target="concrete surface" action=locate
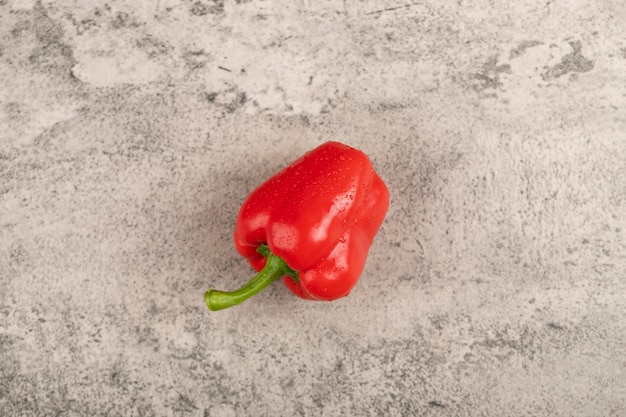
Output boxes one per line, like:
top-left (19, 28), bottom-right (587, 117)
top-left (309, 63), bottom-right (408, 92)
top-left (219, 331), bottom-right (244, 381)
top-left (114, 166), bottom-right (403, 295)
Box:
top-left (1, 1), bottom-right (625, 416)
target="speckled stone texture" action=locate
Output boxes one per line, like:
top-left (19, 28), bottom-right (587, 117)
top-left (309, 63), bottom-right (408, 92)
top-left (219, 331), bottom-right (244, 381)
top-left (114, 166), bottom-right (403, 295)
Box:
top-left (1, 1), bottom-right (625, 416)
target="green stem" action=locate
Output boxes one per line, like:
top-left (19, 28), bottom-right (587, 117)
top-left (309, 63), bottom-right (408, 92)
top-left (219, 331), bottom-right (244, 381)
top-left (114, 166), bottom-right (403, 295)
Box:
top-left (205, 244), bottom-right (298, 311)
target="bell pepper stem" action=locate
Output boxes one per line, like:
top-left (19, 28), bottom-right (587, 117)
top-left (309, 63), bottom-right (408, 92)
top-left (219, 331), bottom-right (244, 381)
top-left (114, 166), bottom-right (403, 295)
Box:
top-left (205, 244), bottom-right (298, 311)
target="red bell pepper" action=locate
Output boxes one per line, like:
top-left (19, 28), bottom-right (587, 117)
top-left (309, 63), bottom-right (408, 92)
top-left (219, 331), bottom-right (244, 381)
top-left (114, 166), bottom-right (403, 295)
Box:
top-left (205, 141), bottom-right (389, 311)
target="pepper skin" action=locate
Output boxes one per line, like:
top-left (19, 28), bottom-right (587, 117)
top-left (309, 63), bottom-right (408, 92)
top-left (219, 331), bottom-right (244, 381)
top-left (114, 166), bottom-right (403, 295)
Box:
top-left (205, 141), bottom-right (389, 311)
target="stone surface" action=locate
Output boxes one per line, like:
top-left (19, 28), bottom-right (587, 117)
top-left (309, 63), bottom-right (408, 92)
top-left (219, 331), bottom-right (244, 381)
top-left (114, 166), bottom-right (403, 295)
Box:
top-left (1, 1), bottom-right (625, 416)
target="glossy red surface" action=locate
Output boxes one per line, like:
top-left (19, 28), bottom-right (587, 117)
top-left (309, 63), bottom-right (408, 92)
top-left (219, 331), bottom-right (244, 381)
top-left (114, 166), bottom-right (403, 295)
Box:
top-left (234, 141), bottom-right (389, 300)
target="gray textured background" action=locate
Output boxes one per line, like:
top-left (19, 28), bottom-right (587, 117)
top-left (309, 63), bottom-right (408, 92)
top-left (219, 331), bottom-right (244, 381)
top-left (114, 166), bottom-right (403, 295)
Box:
top-left (1, 1), bottom-right (626, 416)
